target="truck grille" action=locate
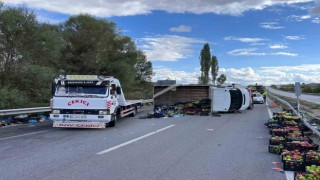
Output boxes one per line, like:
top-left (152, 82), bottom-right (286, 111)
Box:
top-left (60, 109), bottom-right (100, 115)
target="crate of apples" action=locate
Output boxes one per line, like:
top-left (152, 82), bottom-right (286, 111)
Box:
top-left (281, 149), bottom-right (304, 162)
top-left (270, 136), bottom-right (286, 145)
top-left (306, 150), bottom-right (320, 165)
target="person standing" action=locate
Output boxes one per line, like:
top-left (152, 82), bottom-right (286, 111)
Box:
top-left (262, 91), bottom-right (267, 102)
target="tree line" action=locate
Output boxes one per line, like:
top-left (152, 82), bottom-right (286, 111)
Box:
top-left (271, 84), bottom-right (320, 94)
top-left (0, 3), bottom-right (153, 109)
top-left (198, 43), bottom-right (226, 85)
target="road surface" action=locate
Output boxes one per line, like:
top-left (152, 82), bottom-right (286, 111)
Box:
top-left (266, 87), bottom-right (320, 105)
top-left (0, 105), bottom-right (286, 180)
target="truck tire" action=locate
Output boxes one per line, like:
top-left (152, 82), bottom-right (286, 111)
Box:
top-left (108, 114), bottom-right (117, 127)
top-left (129, 106), bottom-right (137, 117)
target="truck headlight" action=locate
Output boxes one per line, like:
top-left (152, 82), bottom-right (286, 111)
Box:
top-left (99, 110), bottom-right (108, 115)
top-left (52, 110), bottom-right (60, 114)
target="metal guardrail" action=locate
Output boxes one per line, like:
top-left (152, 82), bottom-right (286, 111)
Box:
top-left (0, 107), bottom-right (51, 116)
top-left (0, 99), bottom-right (154, 117)
top-left (268, 93), bottom-right (320, 137)
top-left (141, 99), bottom-right (153, 104)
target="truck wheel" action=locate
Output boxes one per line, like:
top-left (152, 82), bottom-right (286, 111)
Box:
top-left (108, 114), bottom-right (117, 127)
top-left (129, 106), bottom-right (137, 117)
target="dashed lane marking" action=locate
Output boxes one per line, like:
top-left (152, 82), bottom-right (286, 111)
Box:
top-left (97, 124), bottom-right (175, 155)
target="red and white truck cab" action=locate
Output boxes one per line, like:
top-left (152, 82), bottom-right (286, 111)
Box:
top-left (50, 75), bottom-right (142, 128)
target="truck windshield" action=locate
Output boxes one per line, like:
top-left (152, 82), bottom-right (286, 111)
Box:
top-left (55, 85), bottom-right (108, 96)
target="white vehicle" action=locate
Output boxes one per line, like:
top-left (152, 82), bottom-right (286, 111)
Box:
top-left (50, 75), bottom-right (142, 128)
top-left (211, 86), bottom-right (250, 112)
top-left (253, 93), bottom-right (265, 104)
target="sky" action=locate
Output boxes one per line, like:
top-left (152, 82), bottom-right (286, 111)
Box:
top-left (3, 0), bottom-right (320, 85)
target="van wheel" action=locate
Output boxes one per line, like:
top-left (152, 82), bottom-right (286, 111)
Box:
top-left (108, 114), bottom-right (117, 127)
top-left (248, 103), bottom-right (254, 110)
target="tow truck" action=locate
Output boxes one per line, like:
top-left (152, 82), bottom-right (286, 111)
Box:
top-left (50, 75), bottom-right (142, 128)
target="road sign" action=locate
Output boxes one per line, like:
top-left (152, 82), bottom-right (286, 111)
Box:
top-left (295, 82), bottom-right (301, 97)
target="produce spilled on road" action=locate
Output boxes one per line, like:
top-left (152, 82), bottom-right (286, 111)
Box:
top-left (267, 110), bottom-right (320, 179)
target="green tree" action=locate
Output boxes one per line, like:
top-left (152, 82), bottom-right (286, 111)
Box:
top-left (60, 14), bottom-right (117, 74)
top-left (135, 51), bottom-right (153, 82)
top-left (0, 6), bottom-right (153, 108)
top-left (32, 23), bottom-right (64, 68)
top-left (0, 86), bottom-right (28, 109)
top-left (199, 43), bottom-right (211, 84)
top-left (61, 14), bottom-right (153, 98)
top-left (217, 74), bottom-right (227, 85)
top-left (211, 55), bottom-right (219, 85)
top-left (14, 64), bottom-right (57, 106)
top-left (0, 6), bottom-right (38, 86)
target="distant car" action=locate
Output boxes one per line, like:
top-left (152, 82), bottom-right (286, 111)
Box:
top-left (253, 93), bottom-right (264, 104)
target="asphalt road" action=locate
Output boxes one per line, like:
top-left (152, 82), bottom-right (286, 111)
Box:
top-left (0, 105), bottom-right (286, 180)
top-left (266, 87), bottom-right (320, 105)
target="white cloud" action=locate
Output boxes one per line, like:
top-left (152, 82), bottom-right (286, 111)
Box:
top-left (169, 25), bottom-right (192, 33)
top-left (219, 67), bottom-right (261, 84)
top-left (312, 18), bottom-right (320, 23)
top-left (228, 48), bottom-right (266, 56)
top-left (261, 64), bottom-right (320, 72)
top-left (153, 67), bottom-right (200, 84)
top-left (272, 52), bottom-right (298, 56)
top-left (224, 36), bottom-right (267, 43)
top-left (139, 35), bottom-right (205, 61)
top-left (287, 15), bottom-right (311, 22)
top-left (4, 0), bottom-right (315, 17)
top-left (269, 44), bottom-right (288, 49)
top-left (152, 64), bottom-right (320, 85)
top-left (220, 64), bottom-right (320, 85)
top-left (285, 35), bottom-right (305, 40)
top-left (250, 43), bottom-right (266, 46)
top-left (228, 48), bottom-right (298, 56)
top-left (260, 22), bottom-right (285, 29)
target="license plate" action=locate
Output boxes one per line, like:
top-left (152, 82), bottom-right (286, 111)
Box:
top-left (70, 115), bottom-right (86, 119)
top-left (53, 121), bottom-right (106, 128)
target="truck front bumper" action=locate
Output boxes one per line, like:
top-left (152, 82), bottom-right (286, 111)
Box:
top-left (50, 114), bottom-right (111, 122)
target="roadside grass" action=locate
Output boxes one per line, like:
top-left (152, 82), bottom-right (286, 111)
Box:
top-left (268, 92), bottom-right (319, 121)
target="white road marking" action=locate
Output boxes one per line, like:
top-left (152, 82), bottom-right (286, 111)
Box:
top-left (97, 124), bottom-right (175, 155)
top-left (266, 99), bottom-right (293, 180)
top-left (285, 171), bottom-right (294, 180)
top-left (0, 129), bottom-right (54, 141)
top-left (266, 101), bottom-right (273, 119)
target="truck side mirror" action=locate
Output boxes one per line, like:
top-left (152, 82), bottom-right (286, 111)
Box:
top-left (116, 86), bottom-right (122, 95)
top-left (51, 83), bottom-right (56, 96)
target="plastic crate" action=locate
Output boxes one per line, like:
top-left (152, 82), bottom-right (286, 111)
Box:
top-left (284, 142), bottom-right (301, 151)
top-left (305, 160), bottom-right (320, 166)
top-left (281, 121), bottom-right (298, 127)
top-left (269, 138), bottom-right (285, 145)
top-left (268, 124), bottom-right (282, 129)
top-left (302, 144), bottom-right (319, 152)
top-left (283, 160), bottom-right (305, 171)
top-left (294, 171), bottom-right (320, 180)
top-left (270, 129), bottom-right (288, 137)
top-left (286, 137), bottom-right (313, 143)
top-left (281, 154), bottom-right (305, 162)
top-left (269, 145), bottom-right (283, 155)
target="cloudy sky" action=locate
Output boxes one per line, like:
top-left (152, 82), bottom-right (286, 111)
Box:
top-left (4, 0), bottom-right (320, 85)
